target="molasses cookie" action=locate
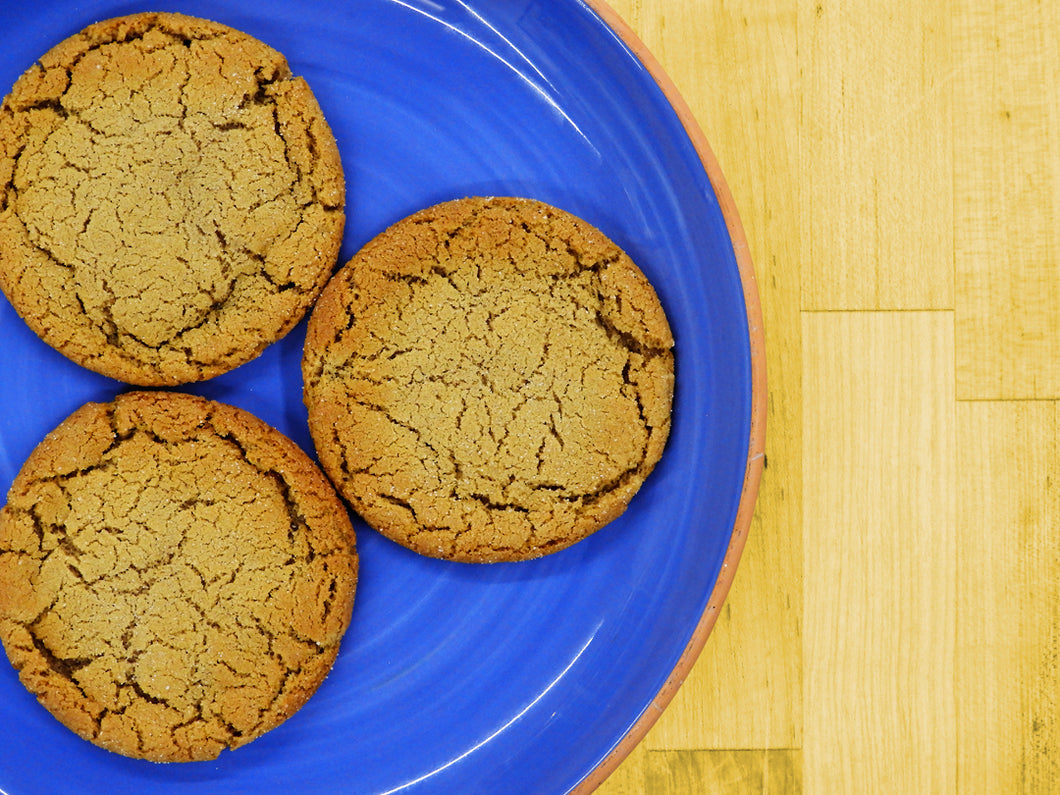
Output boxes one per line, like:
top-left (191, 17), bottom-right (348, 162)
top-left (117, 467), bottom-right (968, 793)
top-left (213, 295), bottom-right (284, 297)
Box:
top-left (303, 197), bottom-right (674, 563)
top-left (0, 391), bottom-right (358, 762)
top-left (0, 12), bottom-right (345, 385)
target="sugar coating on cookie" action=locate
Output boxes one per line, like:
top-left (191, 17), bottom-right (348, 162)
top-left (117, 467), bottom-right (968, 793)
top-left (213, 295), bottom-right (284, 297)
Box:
top-left (303, 197), bottom-right (674, 563)
top-left (0, 391), bottom-right (358, 762)
top-left (0, 12), bottom-right (345, 385)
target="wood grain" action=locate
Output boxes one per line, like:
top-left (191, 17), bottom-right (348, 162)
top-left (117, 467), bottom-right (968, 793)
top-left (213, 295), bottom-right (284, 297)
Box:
top-left (600, 745), bottom-right (801, 794)
top-left (802, 311), bottom-right (956, 792)
top-left (646, 750), bottom-right (801, 793)
top-left (799, 1), bottom-right (954, 310)
top-left (593, 1), bottom-right (1060, 793)
top-left (956, 402), bottom-right (1060, 792)
top-left (953, 1), bottom-right (1060, 399)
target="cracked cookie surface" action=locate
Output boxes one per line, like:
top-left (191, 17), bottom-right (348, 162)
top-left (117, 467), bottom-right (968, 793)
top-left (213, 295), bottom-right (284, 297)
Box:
top-left (0, 12), bottom-right (345, 385)
top-left (0, 391), bottom-right (358, 762)
top-left (303, 197), bottom-right (674, 563)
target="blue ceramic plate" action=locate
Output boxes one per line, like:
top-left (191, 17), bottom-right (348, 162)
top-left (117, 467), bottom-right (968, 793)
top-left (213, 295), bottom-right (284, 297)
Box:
top-left (0, 2), bottom-right (762, 793)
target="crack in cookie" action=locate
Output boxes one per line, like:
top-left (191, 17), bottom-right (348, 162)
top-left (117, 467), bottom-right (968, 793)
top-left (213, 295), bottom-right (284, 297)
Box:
top-left (0, 12), bottom-right (345, 385)
top-left (303, 196), bottom-right (674, 562)
top-left (0, 391), bottom-right (358, 762)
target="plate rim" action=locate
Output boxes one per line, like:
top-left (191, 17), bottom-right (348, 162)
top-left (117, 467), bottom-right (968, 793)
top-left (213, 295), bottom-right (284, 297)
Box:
top-left (573, 2), bottom-right (767, 791)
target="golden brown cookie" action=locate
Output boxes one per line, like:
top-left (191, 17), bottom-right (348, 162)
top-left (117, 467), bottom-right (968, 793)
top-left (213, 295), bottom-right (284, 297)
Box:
top-left (0, 391), bottom-right (358, 762)
top-left (303, 197), bottom-right (674, 563)
top-left (0, 12), bottom-right (345, 385)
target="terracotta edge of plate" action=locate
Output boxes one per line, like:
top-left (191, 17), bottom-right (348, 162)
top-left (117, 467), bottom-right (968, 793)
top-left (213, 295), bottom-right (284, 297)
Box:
top-left (571, 2), bottom-right (767, 793)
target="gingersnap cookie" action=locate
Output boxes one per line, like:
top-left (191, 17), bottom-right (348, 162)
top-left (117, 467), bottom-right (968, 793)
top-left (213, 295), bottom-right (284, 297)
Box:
top-left (0, 12), bottom-right (345, 385)
top-left (303, 196), bottom-right (674, 563)
top-left (0, 391), bottom-right (358, 762)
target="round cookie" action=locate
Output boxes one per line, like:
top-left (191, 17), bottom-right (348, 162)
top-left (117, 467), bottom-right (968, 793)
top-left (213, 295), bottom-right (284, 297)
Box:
top-left (0, 391), bottom-right (358, 762)
top-left (0, 12), bottom-right (345, 385)
top-left (303, 196), bottom-right (674, 563)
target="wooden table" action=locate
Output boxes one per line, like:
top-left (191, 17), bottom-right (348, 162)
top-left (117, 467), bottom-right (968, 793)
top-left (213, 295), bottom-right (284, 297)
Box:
top-left (594, 1), bottom-right (1060, 792)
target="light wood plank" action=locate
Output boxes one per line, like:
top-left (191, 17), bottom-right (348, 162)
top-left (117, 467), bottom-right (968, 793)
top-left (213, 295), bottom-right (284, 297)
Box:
top-left (799, 0), bottom-right (954, 310)
top-left (953, 2), bottom-right (1060, 399)
top-left (644, 749), bottom-right (802, 794)
top-left (802, 311), bottom-right (956, 792)
top-left (956, 401), bottom-right (1060, 792)
top-left (605, 0), bottom-right (803, 753)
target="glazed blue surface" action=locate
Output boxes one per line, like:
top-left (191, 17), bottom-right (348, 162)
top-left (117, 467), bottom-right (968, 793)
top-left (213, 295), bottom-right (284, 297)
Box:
top-left (0, 1), bottom-right (752, 793)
